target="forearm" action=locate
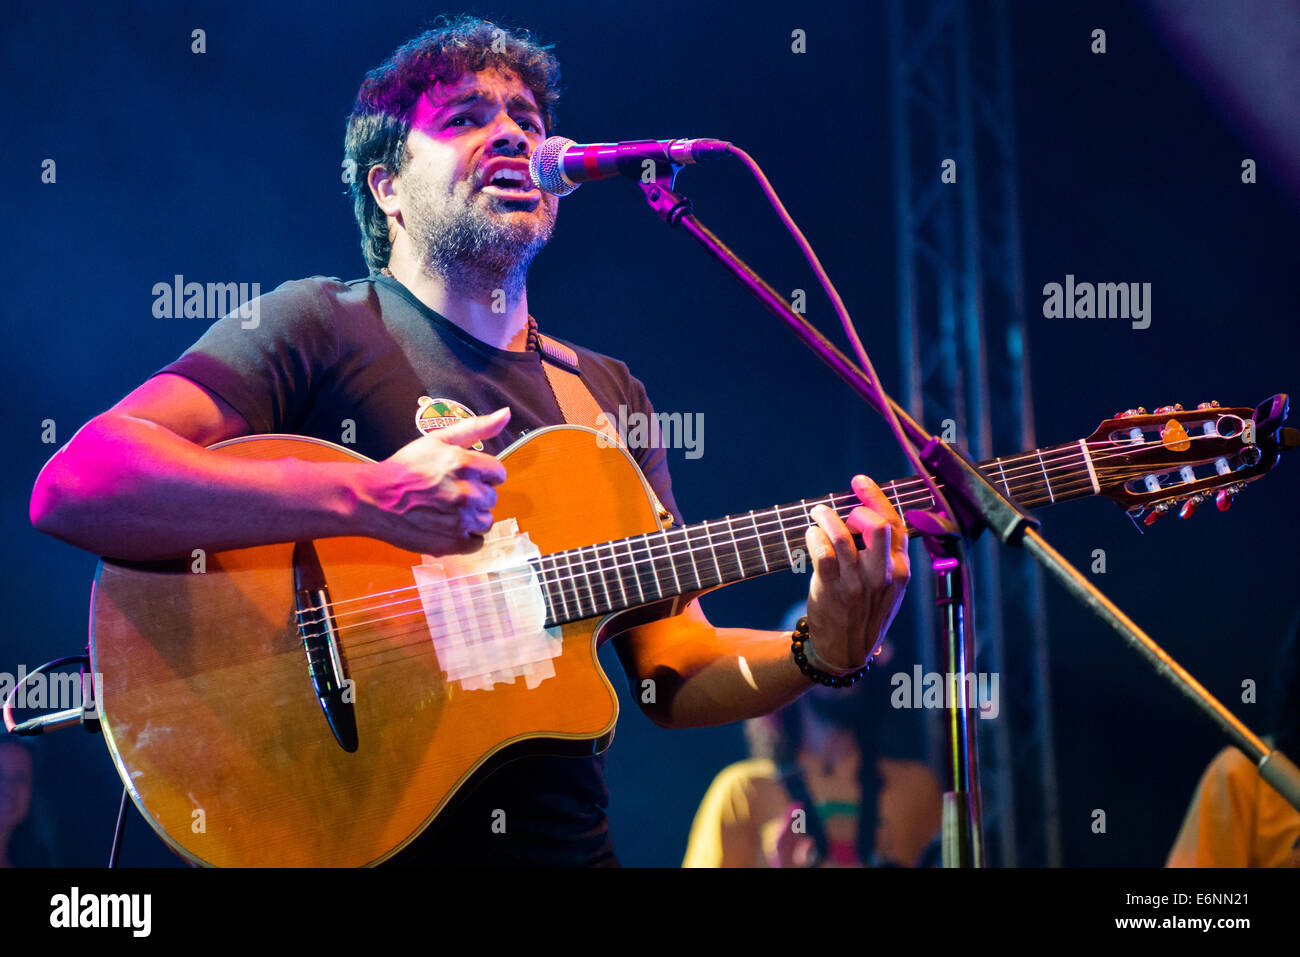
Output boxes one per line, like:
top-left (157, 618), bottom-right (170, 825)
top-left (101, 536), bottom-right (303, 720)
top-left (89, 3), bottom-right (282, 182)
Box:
top-left (669, 626), bottom-right (810, 727)
top-left (30, 413), bottom-right (363, 560)
top-left (628, 616), bottom-right (811, 729)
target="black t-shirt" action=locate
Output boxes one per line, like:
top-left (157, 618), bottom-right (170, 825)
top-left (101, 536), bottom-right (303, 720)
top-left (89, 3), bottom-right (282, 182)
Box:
top-left (156, 273), bottom-right (683, 867)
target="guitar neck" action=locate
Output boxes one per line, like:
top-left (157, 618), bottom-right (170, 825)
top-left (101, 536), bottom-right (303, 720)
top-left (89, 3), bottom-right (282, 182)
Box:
top-left (534, 438), bottom-right (1098, 627)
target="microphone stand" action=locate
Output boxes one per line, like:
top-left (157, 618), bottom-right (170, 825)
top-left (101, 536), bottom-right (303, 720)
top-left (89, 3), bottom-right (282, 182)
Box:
top-left (634, 168), bottom-right (1300, 866)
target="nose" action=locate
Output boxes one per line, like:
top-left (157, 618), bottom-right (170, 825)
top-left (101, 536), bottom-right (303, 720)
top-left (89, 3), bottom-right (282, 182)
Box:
top-left (487, 115), bottom-right (531, 157)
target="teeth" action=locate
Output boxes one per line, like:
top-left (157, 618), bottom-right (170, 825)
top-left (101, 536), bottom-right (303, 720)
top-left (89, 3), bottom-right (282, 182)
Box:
top-left (489, 169), bottom-right (528, 188)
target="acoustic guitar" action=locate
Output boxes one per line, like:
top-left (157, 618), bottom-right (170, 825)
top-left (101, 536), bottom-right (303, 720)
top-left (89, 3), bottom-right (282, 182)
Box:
top-left (89, 396), bottom-right (1292, 866)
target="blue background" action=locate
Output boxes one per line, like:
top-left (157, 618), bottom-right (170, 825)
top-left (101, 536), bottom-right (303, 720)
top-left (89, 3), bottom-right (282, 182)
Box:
top-left (3, 0), bottom-right (1297, 866)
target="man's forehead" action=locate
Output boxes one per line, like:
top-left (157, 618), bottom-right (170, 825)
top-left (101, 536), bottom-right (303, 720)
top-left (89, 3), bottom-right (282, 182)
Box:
top-left (422, 69), bottom-right (540, 113)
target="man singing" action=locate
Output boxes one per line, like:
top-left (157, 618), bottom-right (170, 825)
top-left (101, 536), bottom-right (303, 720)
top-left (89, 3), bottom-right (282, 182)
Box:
top-left (29, 15), bottom-right (910, 866)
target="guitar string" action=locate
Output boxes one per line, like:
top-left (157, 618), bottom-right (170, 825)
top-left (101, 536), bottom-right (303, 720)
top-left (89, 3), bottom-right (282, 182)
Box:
top-left (313, 430), bottom-right (1235, 630)
top-left (280, 428), bottom-right (1244, 663)
top-left (318, 430), bottom-right (1229, 623)
top-left (339, 465), bottom-right (1178, 675)
top-left (325, 471), bottom-right (1117, 668)
top-left (306, 443), bottom-right (1243, 666)
top-left (315, 455), bottom-right (1240, 668)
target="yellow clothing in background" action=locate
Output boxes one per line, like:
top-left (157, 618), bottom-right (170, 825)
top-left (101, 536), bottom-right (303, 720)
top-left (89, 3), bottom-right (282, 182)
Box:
top-left (1167, 745), bottom-right (1300, 867)
top-left (682, 756), bottom-right (941, 868)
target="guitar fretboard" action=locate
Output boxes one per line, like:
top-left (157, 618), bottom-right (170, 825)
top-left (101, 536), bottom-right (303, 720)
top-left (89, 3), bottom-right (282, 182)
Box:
top-left (531, 439), bottom-right (1098, 626)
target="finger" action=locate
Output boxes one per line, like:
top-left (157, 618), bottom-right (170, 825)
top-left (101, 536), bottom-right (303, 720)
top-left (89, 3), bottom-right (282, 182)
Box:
top-left (463, 507), bottom-right (495, 535)
top-left (462, 481), bottom-right (498, 513)
top-left (804, 525), bottom-right (839, 583)
top-left (454, 448), bottom-right (508, 486)
top-left (854, 509), bottom-right (892, 588)
top-left (852, 474), bottom-right (909, 558)
top-left (434, 407), bottom-right (512, 449)
top-left (852, 474), bottom-right (905, 527)
top-left (812, 504), bottom-right (859, 584)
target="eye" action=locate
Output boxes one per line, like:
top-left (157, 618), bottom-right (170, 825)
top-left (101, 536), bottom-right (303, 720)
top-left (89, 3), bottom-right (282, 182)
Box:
top-left (445, 114), bottom-right (476, 129)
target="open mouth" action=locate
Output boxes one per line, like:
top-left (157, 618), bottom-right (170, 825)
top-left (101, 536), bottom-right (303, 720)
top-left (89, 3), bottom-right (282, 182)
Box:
top-left (481, 167), bottom-right (539, 199)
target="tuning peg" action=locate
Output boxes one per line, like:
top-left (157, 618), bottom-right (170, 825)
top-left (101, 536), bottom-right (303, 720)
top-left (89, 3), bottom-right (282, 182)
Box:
top-left (1115, 407), bottom-right (1147, 419)
top-left (1178, 494), bottom-right (1207, 519)
top-left (1143, 501), bottom-right (1173, 526)
top-left (1215, 489), bottom-right (1234, 512)
top-left (1196, 401), bottom-right (1220, 410)
top-left (1153, 404), bottom-right (1184, 415)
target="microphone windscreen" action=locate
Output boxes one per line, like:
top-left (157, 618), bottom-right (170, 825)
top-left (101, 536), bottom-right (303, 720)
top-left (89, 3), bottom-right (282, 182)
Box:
top-left (530, 137), bottom-right (580, 196)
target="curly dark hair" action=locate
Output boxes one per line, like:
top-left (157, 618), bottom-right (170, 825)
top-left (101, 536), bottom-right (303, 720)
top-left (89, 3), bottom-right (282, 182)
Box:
top-left (343, 15), bottom-right (562, 271)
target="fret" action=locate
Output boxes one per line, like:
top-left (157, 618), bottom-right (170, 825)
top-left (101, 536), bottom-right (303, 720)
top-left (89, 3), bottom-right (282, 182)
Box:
top-left (546, 555), bottom-right (571, 623)
top-left (779, 509), bottom-right (794, 564)
top-left (1036, 449), bottom-right (1055, 503)
top-left (702, 519), bottom-right (734, 582)
top-left (672, 525), bottom-right (703, 592)
top-left (1001, 455), bottom-right (1036, 503)
top-left (577, 549), bottom-right (599, 617)
top-left (600, 541), bottom-right (627, 611)
top-left (624, 538), bottom-right (646, 604)
top-left (662, 530), bottom-right (683, 595)
top-left (749, 510), bottom-right (769, 573)
top-left (995, 457), bottom-right (1010, 496)
top-left (587, 545), bottom-right (612, 614)
top-left (725, 515), bottom-right (750, 580)
top-left (785, 504), bottom-right (806, 564)
top-left (702, 521), bottom-right (725, 583)
top-left (645, 531), bottom-right (677, 598)
top-left (538, 557), bottom-right (564, 625)
top-left (565, 550), bottom-right (592, 619)
top-left (687, 521), bottom-right (722, 588)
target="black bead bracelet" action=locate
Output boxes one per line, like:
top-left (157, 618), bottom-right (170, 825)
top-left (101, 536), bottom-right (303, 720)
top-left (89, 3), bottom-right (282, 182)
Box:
top-left (790, 616), bottom-right (871, 688)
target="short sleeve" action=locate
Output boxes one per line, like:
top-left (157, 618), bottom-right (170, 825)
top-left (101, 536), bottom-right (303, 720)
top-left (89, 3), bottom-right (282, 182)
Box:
top-left (1167, 747), bottom-right (1256, 867)
top-left (154, 277), bottom-right (340, 435)
top-left (683, 761), bottom-right (770, 867)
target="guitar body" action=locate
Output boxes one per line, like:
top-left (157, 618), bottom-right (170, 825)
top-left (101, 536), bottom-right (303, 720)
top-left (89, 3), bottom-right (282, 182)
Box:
top-left (89, 425), bottom-right (671, 867)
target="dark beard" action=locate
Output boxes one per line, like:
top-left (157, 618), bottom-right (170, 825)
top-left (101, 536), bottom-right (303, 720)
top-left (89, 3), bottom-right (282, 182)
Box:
top-left (406, 181), bottom-right (556, 302)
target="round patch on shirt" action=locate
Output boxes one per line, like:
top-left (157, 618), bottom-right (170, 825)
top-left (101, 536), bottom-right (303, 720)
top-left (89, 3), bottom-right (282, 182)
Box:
top-left (415, 396), bottom-right (484, 450)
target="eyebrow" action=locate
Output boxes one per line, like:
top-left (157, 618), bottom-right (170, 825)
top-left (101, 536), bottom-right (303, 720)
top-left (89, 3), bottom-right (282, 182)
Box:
top-left (427, 89), bottom-right (543, 121)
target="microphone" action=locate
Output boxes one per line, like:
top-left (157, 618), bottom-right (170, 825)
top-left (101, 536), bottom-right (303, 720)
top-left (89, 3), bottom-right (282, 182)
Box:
top-left (528, 136), bottom-right (731, 196)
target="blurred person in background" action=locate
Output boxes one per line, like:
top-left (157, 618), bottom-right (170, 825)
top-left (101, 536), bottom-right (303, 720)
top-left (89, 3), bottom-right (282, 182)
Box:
top-left (684, 602), bottom-right (941, 867)
top-left (0, 737), bottom-right (55, 867)
top-left (1167, 612), bottom-right (1300, 867)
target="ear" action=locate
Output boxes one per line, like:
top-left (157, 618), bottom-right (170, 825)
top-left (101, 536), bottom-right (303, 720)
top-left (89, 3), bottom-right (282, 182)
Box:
top-left (368, 164), bottom-right (400, 218)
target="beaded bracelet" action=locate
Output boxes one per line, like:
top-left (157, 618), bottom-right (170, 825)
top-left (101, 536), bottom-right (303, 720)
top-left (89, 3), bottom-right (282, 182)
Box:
top-left (790, 616), bottom-right (871, 687)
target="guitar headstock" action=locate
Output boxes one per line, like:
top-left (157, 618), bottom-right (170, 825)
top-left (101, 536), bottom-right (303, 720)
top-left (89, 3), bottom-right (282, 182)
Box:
top-left (1086, 395), bottom-right (1295, 526)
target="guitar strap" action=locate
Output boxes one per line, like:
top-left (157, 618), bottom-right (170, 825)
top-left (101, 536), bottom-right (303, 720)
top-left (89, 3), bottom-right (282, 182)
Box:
top-left (532, 322), bottom-right (674, 529)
